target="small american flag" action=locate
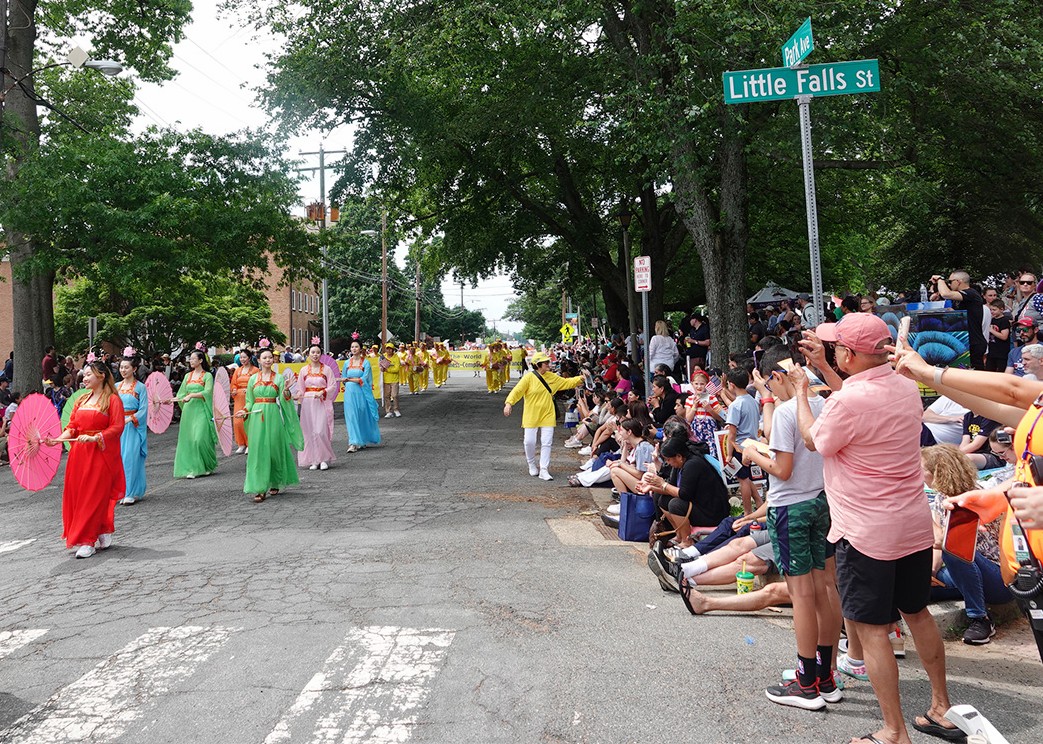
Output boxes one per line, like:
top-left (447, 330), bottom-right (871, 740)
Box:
top-left (706, 375), bottom-right (723, 395)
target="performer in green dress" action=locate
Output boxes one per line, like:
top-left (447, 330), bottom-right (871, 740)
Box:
top-left (238, 347), bottom-right (304, 503)
top-left (172, 347), bottom-right (218, 479)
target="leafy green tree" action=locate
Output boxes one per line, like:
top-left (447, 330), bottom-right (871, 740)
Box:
top-left (55, 273), bottom-right (285, 357)
top-left (1, 0), bottom-right (192, 392)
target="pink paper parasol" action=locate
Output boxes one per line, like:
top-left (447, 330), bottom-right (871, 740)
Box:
top-left (213, 386), bottom-right (233, 456)
top-left (320, 353), bottom-right (342, 382)
top-left (9, 393), bottom-right (63, 492)
top-left (282, 368), bottom-right (299, 397)
top-left (145, 372), bottom-right (174, 434)
top-left (214, 366), bottom-right (230, 399)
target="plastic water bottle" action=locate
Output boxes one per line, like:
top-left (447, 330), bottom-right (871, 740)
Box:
top-left (919, 283), bottom-right (929, 303)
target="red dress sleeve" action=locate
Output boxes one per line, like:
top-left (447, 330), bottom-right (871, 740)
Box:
top-left (100, 395), bottom-right (126, 451)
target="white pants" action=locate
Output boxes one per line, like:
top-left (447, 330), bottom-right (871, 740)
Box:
top-left (523, 426), bottom-right (554, 471)
top-left (577, 465), bottom-right (611, 487)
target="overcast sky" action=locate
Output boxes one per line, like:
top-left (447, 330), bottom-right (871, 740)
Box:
top-left (129, 0), bottom-right (522, 334)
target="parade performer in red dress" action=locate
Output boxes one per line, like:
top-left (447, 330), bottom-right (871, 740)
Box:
top-left (45, 360), bottom-right (126, 558)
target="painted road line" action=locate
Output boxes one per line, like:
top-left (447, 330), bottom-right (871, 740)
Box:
top-left (0, 629), bottom-right (48, 661)
top-left (0, 625), bottom-right (237, 743)
top-left (264, 626), bottom-right (455, 744)
top-left (0, 539), bottom-right (36, 555)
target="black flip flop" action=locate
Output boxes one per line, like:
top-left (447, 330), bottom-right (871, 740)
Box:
top-left (679, 578), bottom-right (697, 615)
top-left (851, 736), bottom-right (887, 744)
top-left (912, 714), bottom-right (966, 742)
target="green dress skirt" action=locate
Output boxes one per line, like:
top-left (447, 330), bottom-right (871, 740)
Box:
top-left (243, 373), bottom-right (304, 494)
top-left (173, 373), bottom-right (219, 478)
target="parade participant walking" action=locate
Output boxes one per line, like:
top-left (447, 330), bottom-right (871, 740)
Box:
top-left (342, 341), bottom-right (381, 453)
top-left (380, 343), bottom-right (402, 418)
top-left (230, 347), bottom-right (257, 454)
top-left (793, 313), bottom-right (959, 744)
top-left (503, 353), bottom-right (586, 480)
top-left (483, 343), bottom-right (499, 394)
top-left (403, 343), bottom-right (420, 396)
top-left (297, 341), bottom-right (339, 471)
top-left (44, 361), bottom-right (125, 558)
top-left (117, 349), bottom-right (148, 505)
top-left (366, 344), bottom-right (383, 405)
top-left (432, 342), bottom-right (451, 387)
top-left (238, 347), bottom-right (303, 503)
top-left (172, 346), bottom-right (219, 479)
top-left (416, 342), bottom-right (431, 392)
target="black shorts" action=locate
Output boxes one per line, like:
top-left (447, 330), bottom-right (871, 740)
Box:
top-left (731, 448), bottom-right (752, 480)
top-left (835, 539), bottom-right (932, 625)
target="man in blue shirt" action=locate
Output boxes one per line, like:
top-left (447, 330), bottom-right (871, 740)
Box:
top-left (1005, 317), bottom-right (1038, 376)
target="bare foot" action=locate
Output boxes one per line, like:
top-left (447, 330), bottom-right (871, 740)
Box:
top-left (849, 726), bottom-right (907, 744)
top-left (687, 587), bottom-right (713, 615)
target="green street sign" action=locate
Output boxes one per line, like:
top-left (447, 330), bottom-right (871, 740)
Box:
top-left (782, 17), bottom-right (814, 67)
top-left (723, 59), bottom-right (880, 105)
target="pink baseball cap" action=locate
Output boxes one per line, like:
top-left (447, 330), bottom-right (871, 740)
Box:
top-left (815, 313), bottom-right (893, 353)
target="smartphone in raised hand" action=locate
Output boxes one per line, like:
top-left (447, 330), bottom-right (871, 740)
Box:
top-left (894, 316), bottom-right (911, 356)
top-left (942, 505), bottom-right (979, 563)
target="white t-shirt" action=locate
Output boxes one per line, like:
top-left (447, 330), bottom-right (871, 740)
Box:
top-left (767, 396), bottom-right (826, 507)
top-left (923, 395), bottom-right (969, 445)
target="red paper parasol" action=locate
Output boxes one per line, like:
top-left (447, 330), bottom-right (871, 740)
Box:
top-left (9, 393), bottom-right (63, 492)
top-left (214, 366), bottom-right (230, 400)
top-left (213, 386), bottom-right (233, 456)
top-left (145, 372), bottom-right (174, 434)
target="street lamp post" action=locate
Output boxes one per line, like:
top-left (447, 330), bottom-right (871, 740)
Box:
top-left (616, 208), bottom-right (639, 363)
top-left (361, 209), bottom-right (388, 346)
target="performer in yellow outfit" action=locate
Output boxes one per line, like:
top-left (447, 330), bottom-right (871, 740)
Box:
top-left (432, 342), bottom-right (450, 387)
top-left (417, 342), bottom-right (431, 392)
top-left (483, 344), bottom-right (498, 394)
top-left (366, 345), bottom-right (383, 406)
top-left (381, 343), bottom-right (402, 418)
top-left (497, 343), bottom-right (511, 390)
top-left (404, 343), bottom-right (419, 395)
top-left (503, 352), bottom-right (587, 480)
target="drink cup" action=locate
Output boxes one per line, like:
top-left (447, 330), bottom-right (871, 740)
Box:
top-left (735, 570), bottom-right (755, 595)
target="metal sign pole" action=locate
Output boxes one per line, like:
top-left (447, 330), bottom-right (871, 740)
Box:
top-left (798, 95), bottom-right (824, 326)
top-left (641, 290), bottom-right (650, 390)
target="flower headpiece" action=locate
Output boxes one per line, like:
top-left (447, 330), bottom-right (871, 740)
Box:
top-left (258, 337), bottom-right (271, 349)
top-left (311, 335), bottom-right (320, 345)
top-left (123, 346), bottom-right (136, 358)
top-left (86, 351), bottom-right (97, 364)
top-left (195, 341), bottom-right (205, 351)
top-left (351, 330), bottom-right (360, 340)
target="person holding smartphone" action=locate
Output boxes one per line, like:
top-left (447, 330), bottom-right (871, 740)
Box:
top-left (893, 340), bottom-right (1043, 663)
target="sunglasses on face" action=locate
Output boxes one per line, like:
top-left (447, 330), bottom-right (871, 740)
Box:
top-left (1019, 280), bottom-right (1036, 285)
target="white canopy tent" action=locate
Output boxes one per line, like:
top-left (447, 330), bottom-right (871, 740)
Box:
top-left (747, 282), bottom-right (799, 306)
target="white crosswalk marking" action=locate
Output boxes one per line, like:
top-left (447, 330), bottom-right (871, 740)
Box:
top-left (0, 629), bottom-right (47, 661)
top-left (0, 539), bottom-right (36, 555)
top-left (264, 626), bottom-right (455, 744)
top-left (0, 625), bottom-right (237, 743)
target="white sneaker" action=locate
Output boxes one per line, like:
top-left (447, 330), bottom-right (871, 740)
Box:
top-left (564, 439), bottom-right (582, 449)
top-left (578, 446), bottom-right (591, 456)
top-left (96, 533), bottom-right (112, 550)
top-left (319, 462), bottom-right (329, 471)
top-left (309, 464), bottom-right (318, 471)
top-left (235, 446), bottom-right (246, 454)
top-left (119, 497), bottom-right (136, 505)
top-left (538, 470), bottom-right (554, 481)
top-left (75, 545), bottom-right (96, 559)
top-left (384, 412), bottom-right (393, 418)
top-left (245, 447), bottom-right (249, 454)
top-left (528, 464), bottom-right (539, 477)
top-left (186, 474), bottom-right (196, 480)
top-left (580, 458), bottom-right (595, 471)
top-left (394, 411), bottom-right (401, 417)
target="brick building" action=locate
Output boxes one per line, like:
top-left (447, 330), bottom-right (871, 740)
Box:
top-left (263, 258), bottom-right (322, 351)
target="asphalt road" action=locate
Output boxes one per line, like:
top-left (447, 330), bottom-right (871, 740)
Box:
top-left (0, 373), bottom-right (1040, 743)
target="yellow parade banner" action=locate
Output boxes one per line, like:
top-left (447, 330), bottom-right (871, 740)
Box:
top-left (448, 350), bottom-right (485, 370)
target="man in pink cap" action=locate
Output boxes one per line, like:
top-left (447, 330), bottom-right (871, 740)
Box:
top-left (791, 312), bottom-right (959, 744)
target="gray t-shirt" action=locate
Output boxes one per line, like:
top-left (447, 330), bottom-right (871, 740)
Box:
top-left (766, 395), bottom-right (826, 508)
top-left (724, 393), bottom-right (760, 445)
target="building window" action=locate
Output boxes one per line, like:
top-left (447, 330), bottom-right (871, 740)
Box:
top-left (291, 289), bottom-right (297, 311)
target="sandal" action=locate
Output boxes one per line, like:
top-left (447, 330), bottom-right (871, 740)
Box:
top-left (852, 736), bottom-right (888, 744)
top-left (679, 578), bottom-right (697, 616)
top-left (912, 713), bottom-right (965, 742)
top-left (253, 493), bottom-right (266, 503)
top-left (268, 489), bottom-right (279, 497)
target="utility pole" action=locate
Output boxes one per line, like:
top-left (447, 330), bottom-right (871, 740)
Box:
top-left (414, 251), bottom-right (421, 342)
top-left (381, 210), bottom-right (388, 347)
top-left (297, 144), bottom-right (346, 350)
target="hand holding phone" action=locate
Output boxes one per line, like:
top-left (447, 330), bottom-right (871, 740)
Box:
top-left (942, 505), bottom-right (979, 563)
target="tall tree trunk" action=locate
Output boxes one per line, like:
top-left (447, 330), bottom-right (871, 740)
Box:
top-left (4, 0), bottom-right (52, 394)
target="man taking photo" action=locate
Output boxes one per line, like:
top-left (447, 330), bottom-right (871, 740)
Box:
top-left (932, 271), bottom-right (985, 370)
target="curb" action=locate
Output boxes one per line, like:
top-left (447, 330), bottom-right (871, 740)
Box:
top-left (925, 600), bottom-right (1022, 641)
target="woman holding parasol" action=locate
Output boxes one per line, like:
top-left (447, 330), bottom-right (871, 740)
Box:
top-left (296, 339), bottom-right (338, 471)
top-left (229, 346), bottom-right (258, 454)
top-left (117, 348), bottom-right (148, 504)
top-left (237, 346), bottom-right (303, 502)
top-left (44, 360), bottom-right (126, 558)
top-left (172, 345), bottom-right (218, 479)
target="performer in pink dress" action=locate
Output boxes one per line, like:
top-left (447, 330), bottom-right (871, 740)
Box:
top-left (296, 341), bottom-right (339, 470)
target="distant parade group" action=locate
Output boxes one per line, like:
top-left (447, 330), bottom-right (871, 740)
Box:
top-left (3, 336), bottom-right (526, 558)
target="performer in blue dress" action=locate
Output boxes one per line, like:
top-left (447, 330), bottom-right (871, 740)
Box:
top-left (342, 340), bottom-right (381, 453)
top-left (117, 348), bottom-right (148, 504)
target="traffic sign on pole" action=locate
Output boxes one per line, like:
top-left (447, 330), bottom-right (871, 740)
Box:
top-left (633, 256), bottom-right (651, 293)
top-left (722, 59), bottom-right (879, 105)
top-left (782, 17), bottom-right (814, 68)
